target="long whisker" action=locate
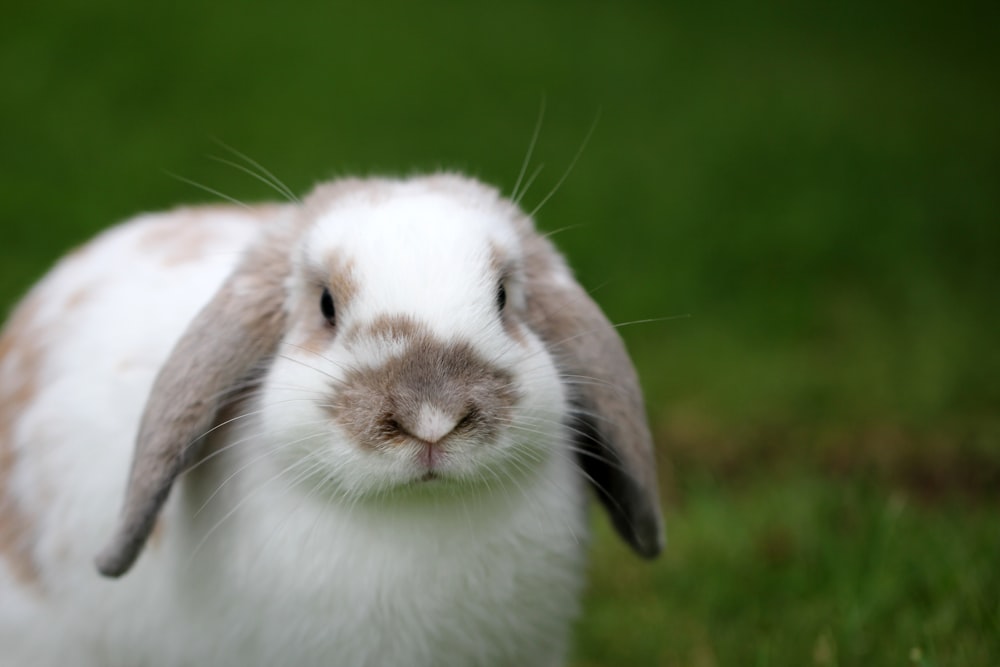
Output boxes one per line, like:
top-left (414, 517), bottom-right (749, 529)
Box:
top-left (183, 396), bottom-right (332, 475)
top-left (511, 94), bottom-right (546, 204)
top-left (540, 223), bottom-right (585, 240)
top-left (207, 155), bottom-right (298, 204)
top-left (210, 138), bottom-right (301, 203)
top-left (513, 163), bottom-right (545, 207)
top-left (279, 342), bottom-right (356, 375)
top-left (249, 454), bottom-right (334, 566)
top-left (185, 440), bottom-right (327, 566)
top-left (528, 109), bottom-right (601, 219)
top-left (276, 352), bottom-right (345, 383)
top-left (193, 427), bottom-right (331, 517)
top-left (499, 415), bottom-right (632, 476)
top-left (164, 171), bottom-right (253, 210)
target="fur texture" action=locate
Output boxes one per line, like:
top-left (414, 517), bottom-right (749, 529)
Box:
top-left (0, 174), bottom-right (661, 667)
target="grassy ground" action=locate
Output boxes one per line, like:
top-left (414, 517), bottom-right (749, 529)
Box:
top-left (578, 471), bottom-right (999, 666)
top-left (2, 0), bottom-right (998, 664)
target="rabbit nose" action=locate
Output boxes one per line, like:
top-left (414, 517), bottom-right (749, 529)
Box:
top-left (386, 403), bottom-right (470, 444)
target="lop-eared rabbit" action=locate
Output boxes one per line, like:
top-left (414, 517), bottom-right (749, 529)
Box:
top-left (0, 174), bottom-right (662, 666)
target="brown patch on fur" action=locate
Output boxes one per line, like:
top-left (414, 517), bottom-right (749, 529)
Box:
top-left (140, 221), bottom-right (225, 268)
top-left (330, 321), bottom-right (517, 451)
top-left (325, 252), bottom-right (359, 308)
top-left (292, 254), bottom-right (360, 354)
top-left (0, 295), bottom-right (45, 586)
top-left (65, 284), bottom-right (96, 311)
top-left (490, 242), bottom-right (526, 345)
top-left (137, 204), bottom-right (284, 268)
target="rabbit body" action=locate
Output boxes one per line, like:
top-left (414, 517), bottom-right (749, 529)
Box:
top-left (0, 175), bottom-right (660, 667)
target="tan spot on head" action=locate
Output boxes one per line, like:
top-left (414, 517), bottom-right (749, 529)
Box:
top-left (289, 251), bottom-right (360, 354)
top-left (0, 295), bottom-right (45, 587)
top-left (325, 252), bottom-right (359, 309)
top-left (490, 242), bottom-right (526, 345)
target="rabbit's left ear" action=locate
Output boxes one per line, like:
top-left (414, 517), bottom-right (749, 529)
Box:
top-left (95, 228), bottom-right (295, 578)
top-left (521, 232), bottom-right (664, 558)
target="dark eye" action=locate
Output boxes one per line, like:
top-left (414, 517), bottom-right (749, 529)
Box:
top-left (496, 282), bottom-right (507, 312)
top-left (320, 288), bottom-right (336, 326)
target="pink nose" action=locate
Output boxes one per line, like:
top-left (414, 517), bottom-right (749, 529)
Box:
top-left (409, 404), bottom-right (462, 443)
top-left (384, 403), bottom-right (473, 445)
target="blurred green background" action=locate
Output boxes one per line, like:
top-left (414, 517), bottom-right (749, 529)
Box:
top-left (2, 0), bottom-right (998, 664)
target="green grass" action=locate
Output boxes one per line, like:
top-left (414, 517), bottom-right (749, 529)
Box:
top-left (576, 469), bottom-right (1000, 666)
top-left (2, 0), bottom-right (998, 663)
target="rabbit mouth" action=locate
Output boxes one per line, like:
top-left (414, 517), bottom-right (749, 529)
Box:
top-left (410, 441), bottom-right (452, 484)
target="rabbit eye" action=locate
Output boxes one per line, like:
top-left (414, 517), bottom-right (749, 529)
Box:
top-left (320, 288), bottom-right (336, 326)
top-left (496, 282), bottom-right (507, 312)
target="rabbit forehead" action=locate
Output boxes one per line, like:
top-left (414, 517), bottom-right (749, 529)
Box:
top-left (304, 189), bottom-right (518, 335)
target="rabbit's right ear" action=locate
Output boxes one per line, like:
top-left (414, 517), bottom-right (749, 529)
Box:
top-left (519, 229), bottom-right (665, 559)
top-left (95, 225), bottom-right (297, 578)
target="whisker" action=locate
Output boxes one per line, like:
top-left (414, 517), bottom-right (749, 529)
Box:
top-left (611, 314), bottom-right (693, 329)
top-left (528, 109), bottom-right (601, 219)
top-left (210, 138), bottom-right (301, 203)
top-left (193, 428), bottom-right (330, 517)
top-left (163, 171), bottom-right (253, 210)
top-left (513, 163), bottom-right (545, 208)
top-left (497, 412), bottom-right (634, 476)
top-left (276, 352), bottom-right (345, 383)
top-left (207, 155), bottom-right (298, 204)
top-left (246, 456), bottom-right (328, 567)
top-left (279, 341), bottom-right (356, 375)
top-left (511, 94), bottom-right (546, 204)
top-left (185, 445), bottom-right (326, 567)
top-left (182, 392), bottom-right (335, 474)
top-left (540, 223), bottom-right (586, 240)
top-left (260, 458), bottom-right (347, 568)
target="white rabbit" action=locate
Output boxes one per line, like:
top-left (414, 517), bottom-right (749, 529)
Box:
top-left (0, 174), bottom-right (662, 667)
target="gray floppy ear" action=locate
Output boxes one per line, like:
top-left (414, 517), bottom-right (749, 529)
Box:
top-left (95, 231), bottom-right (293, 578)
top-left (521, 232), bottom-right (665, 558)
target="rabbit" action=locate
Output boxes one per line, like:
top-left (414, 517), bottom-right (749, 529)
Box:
top-left (0, 173), bottom-right (663, 667)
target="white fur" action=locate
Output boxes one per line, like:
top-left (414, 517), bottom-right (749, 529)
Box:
top-left (0, 178), bottom-right (590, 666)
